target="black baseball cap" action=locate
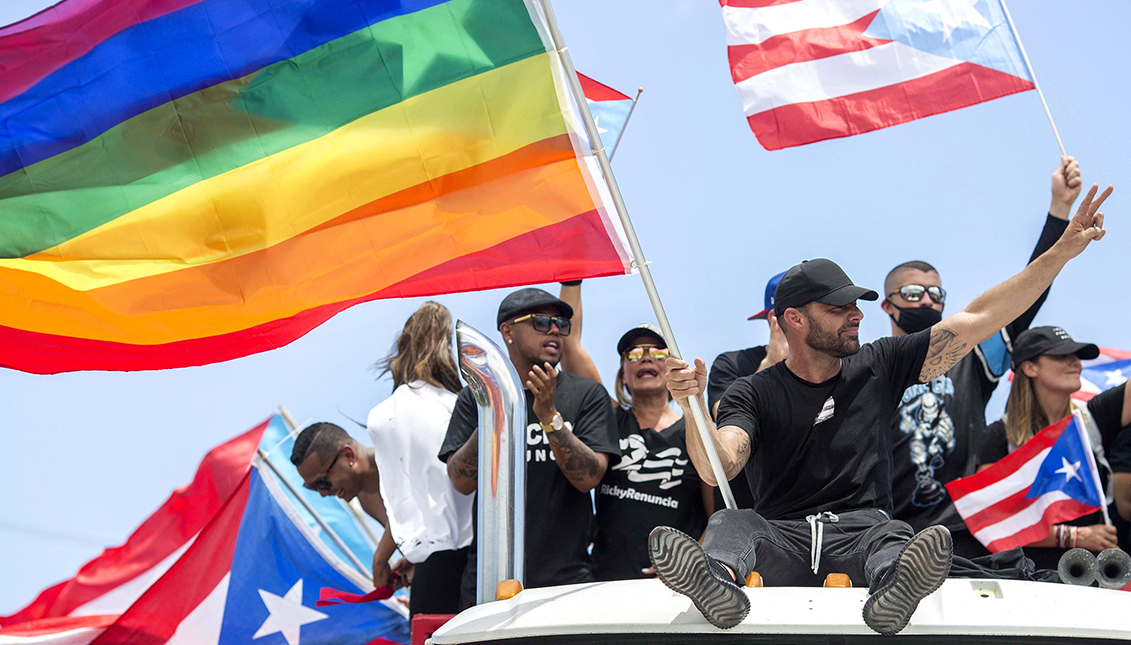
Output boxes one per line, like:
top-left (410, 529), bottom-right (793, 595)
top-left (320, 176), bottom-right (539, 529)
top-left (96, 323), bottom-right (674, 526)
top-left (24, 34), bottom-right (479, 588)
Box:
top-left (616, 322), bottom-right (666, 355)
top-left (1011, 326), bottom-right (1099, 369)
top-left (748, 271), bottom-right (786, 320)
top-left (773, 259), bottom-right (878, 316)
top-left (496, 288), bottom-right (573, 328)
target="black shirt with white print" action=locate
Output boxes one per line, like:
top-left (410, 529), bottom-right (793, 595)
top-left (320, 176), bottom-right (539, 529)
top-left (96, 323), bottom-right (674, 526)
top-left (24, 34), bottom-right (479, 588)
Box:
top-left (439, 371), bottom-right (619, 595)
top-left (890, 214), bottom-right (1068, 535)
top-left (592, 407), bottom-right (707, 581)
top-left (717, 331), bottom-right (931, 521)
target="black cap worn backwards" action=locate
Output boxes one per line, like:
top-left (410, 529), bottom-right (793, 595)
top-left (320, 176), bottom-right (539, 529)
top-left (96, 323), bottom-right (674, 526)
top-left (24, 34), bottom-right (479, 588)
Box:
top-left (772, 259), bottom-right (879, 316)
top-left (496, 288), bottom-right (574, 328)
top-left (1011, 326), bottom-right (1100, 370)
top-left (616, 322), bottom-right (666, 356)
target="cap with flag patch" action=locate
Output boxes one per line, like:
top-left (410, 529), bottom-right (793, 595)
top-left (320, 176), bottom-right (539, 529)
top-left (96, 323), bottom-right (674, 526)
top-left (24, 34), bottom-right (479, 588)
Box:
top-left (1011, 326), bottom-right (1100, 370)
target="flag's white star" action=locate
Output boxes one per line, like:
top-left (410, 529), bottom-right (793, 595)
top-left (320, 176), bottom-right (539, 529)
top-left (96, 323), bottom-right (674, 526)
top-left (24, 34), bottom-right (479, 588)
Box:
top-left (253, 579), bottom-right (328, 645)
top-left (1103, 369), bottom-right (1127, 387)
top-left (594, 115), bottom-right (609, 135)
top-left (1054, 457), bottom-right (1083, 483)
top-left (916, 0), bottom-right (991, 41)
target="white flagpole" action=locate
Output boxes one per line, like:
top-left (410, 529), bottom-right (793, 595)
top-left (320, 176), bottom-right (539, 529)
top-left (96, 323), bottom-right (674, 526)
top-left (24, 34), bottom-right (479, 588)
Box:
top-left (609, 87), bottom-right (642, 161)
top-left (535, 0), bottom-right (737, 510)
top-left (1000, 0), bottom-right (1066, 157)
top-left (1072, 411), bottom-right (1111, 526)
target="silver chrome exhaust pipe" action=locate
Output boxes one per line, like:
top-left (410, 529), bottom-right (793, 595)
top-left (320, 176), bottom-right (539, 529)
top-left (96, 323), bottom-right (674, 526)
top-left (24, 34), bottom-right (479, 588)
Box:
top-left (1058, 547), bottom-right (1098, 586)
top-left (1095, 548), bottom-right (1131, 589)
top-left (456, 320), bottom-right (526, 605)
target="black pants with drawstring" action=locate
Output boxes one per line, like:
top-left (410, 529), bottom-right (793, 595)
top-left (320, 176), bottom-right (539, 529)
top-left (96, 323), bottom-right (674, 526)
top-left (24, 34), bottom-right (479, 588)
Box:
top-left (702, 508), bottom-right (914, 590)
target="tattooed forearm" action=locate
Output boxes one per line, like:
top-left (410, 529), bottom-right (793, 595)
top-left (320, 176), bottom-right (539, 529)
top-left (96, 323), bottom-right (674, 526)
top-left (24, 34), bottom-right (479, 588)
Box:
top-left (920, 325), bottom-right (969, 381)
top-left (447, 435), bottom-right (479, 493)
top-left (718, 427), bottom-right (750, 480)
top-left (547, 427), bottom-right (603, 490)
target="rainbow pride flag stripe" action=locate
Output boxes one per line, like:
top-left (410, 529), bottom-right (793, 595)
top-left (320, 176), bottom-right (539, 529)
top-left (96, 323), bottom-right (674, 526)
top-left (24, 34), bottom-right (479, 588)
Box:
top-left (0, 0), bottom-right (633, 373)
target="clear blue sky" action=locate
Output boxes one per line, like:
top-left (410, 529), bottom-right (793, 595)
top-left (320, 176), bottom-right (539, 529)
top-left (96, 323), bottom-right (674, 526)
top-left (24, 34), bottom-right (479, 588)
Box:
top-left (1, 0), bottom-right (1127, 615)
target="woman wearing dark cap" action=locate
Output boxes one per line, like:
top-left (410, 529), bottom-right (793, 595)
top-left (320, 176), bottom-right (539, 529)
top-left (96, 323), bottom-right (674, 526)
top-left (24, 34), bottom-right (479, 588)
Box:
top-left (978, 326), bottom-right (1131, 571)
top-left (558, 283), bottom-right (711, 581)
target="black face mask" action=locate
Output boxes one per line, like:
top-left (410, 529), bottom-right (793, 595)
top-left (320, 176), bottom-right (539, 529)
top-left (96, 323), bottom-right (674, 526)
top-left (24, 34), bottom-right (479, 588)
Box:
top-left (889, 302), bottom-right (943, 334)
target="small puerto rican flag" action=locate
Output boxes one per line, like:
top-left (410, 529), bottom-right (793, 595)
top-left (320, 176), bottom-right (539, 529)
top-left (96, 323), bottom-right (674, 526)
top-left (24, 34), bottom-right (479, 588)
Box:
top-left (946, 414), bottom-right (1104, 553)
top-left (577, 72), bottom-right (634, 153)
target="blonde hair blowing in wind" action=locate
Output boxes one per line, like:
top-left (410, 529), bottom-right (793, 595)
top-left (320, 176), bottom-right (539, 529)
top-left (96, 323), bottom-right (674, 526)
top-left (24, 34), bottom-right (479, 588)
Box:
top-left (376, 301), bottom-right (462, 394)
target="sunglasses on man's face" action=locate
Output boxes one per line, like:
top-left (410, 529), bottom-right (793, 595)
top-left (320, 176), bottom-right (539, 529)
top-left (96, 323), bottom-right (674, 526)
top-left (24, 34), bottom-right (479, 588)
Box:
top-left (308, 447), bottom-right (344, 492)
top-left (508, 313), bottom-right (572, 336)
top-left (623, 345), bottom-right (670, 363)
top-left (888, 284), bottom-right (946, 304)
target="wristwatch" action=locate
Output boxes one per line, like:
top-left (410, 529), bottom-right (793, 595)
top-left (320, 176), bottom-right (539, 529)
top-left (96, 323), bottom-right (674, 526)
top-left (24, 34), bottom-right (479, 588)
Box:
top-left (541, 412), bottom-right (564, 434)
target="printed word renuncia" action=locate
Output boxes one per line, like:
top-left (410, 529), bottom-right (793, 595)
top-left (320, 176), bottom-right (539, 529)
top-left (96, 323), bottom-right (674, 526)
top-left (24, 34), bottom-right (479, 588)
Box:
top-left (524, 421), bottom-right (574, 463)
top-left (598, 484), bottom-right (680, 508)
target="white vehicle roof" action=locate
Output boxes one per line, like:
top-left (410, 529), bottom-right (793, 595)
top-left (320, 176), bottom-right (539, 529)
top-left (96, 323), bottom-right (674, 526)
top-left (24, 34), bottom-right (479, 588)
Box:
top-left (431, 578), bottom-right (1131, 643)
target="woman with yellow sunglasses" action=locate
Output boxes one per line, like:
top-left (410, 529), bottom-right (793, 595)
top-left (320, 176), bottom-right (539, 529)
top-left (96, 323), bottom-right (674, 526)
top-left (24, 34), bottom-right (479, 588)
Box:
top-left (558, 282), bottom-right (712, 582)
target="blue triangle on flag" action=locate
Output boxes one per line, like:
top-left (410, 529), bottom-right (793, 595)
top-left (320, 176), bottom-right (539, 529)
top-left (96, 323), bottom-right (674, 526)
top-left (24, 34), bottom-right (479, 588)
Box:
top-left (1025, 417), bottom-right (1103, 507)
top-left (217, 469), bottom-right (409, 645)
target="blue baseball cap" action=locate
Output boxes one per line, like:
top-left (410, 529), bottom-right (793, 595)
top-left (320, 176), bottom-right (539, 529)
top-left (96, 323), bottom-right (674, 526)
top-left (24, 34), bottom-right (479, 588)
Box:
top-left (748, 271), bottom-right (787, 320)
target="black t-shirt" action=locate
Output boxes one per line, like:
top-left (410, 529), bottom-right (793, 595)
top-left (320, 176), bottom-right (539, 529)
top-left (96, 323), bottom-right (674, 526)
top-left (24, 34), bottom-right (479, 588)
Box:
top-left (1109, 428), bottom-right (1131, 474)
top-left (592, 407), bottom-right (707, 581)
top-left (978, 384), bottom-right (1128, 571)
top-left (438, 371), bottom-right (619, 590)
top-left (717, 332), bottom-right (931, 520)
top-left (708, 346), bottom-right (768, 412)
top-left (889, 214), bottom-right (1068, 533)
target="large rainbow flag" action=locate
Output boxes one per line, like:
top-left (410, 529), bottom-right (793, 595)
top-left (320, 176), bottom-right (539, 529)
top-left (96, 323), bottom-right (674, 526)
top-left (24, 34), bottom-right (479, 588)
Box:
top-left (0, 0), bottom-right (634, 374)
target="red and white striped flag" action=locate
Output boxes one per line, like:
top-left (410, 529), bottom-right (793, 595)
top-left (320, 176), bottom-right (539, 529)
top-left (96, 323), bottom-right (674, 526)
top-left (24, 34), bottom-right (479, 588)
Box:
top-left (721, 0), bottom-right (1036, 149)
top-left (946, 415), bottom-right (1104, 553)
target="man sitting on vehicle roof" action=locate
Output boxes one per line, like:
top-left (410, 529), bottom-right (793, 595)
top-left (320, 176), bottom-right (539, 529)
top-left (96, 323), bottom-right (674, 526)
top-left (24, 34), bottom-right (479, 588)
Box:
top-left (648, 182), bottom-right (1112, 636)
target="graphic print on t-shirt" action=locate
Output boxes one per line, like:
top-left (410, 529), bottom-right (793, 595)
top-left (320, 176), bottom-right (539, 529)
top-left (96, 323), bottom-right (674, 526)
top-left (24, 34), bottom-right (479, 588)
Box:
top-left (898, 375), bottom-right (956, 507)
top-left (813, 396), bottom-right (835, 426)
top-left (525, 420), bottom-right (574, 462)
top-left (611, 434), bottom-right (689, 491)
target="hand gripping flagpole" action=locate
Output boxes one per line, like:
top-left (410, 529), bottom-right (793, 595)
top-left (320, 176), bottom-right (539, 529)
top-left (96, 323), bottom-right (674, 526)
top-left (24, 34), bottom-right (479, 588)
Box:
top-left (1000, 0), bottom-right (1066, 157)
top-left (535, 0), bottom-right (737, 510)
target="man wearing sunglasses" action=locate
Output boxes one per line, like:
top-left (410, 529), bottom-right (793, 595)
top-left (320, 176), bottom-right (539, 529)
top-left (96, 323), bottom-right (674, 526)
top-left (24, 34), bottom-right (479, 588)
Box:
top-left (651, 179), bottom-right (1110, 634)
top-left (439, 287), bottom-right (619, 609)
top-left (291, 422), bottom-right (411, 593)
top-left (882, 157), bottom-right (1083, 558)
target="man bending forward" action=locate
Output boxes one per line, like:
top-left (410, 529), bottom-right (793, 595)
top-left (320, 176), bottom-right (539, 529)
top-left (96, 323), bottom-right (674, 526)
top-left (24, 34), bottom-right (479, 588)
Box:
top-left (652, 185), bottom-right (1111, 635)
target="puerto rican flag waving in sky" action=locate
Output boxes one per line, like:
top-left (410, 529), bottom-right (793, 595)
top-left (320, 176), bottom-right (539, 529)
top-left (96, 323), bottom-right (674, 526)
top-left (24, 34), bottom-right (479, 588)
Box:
top-left (721, 0), bottom-right (1036, 149)
top-left (577, 72), bottom-right (634, 154)
top-left (946, 414), bottom-right (1104, 553)
top-left (0, 417), bottom-right (408, 645)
